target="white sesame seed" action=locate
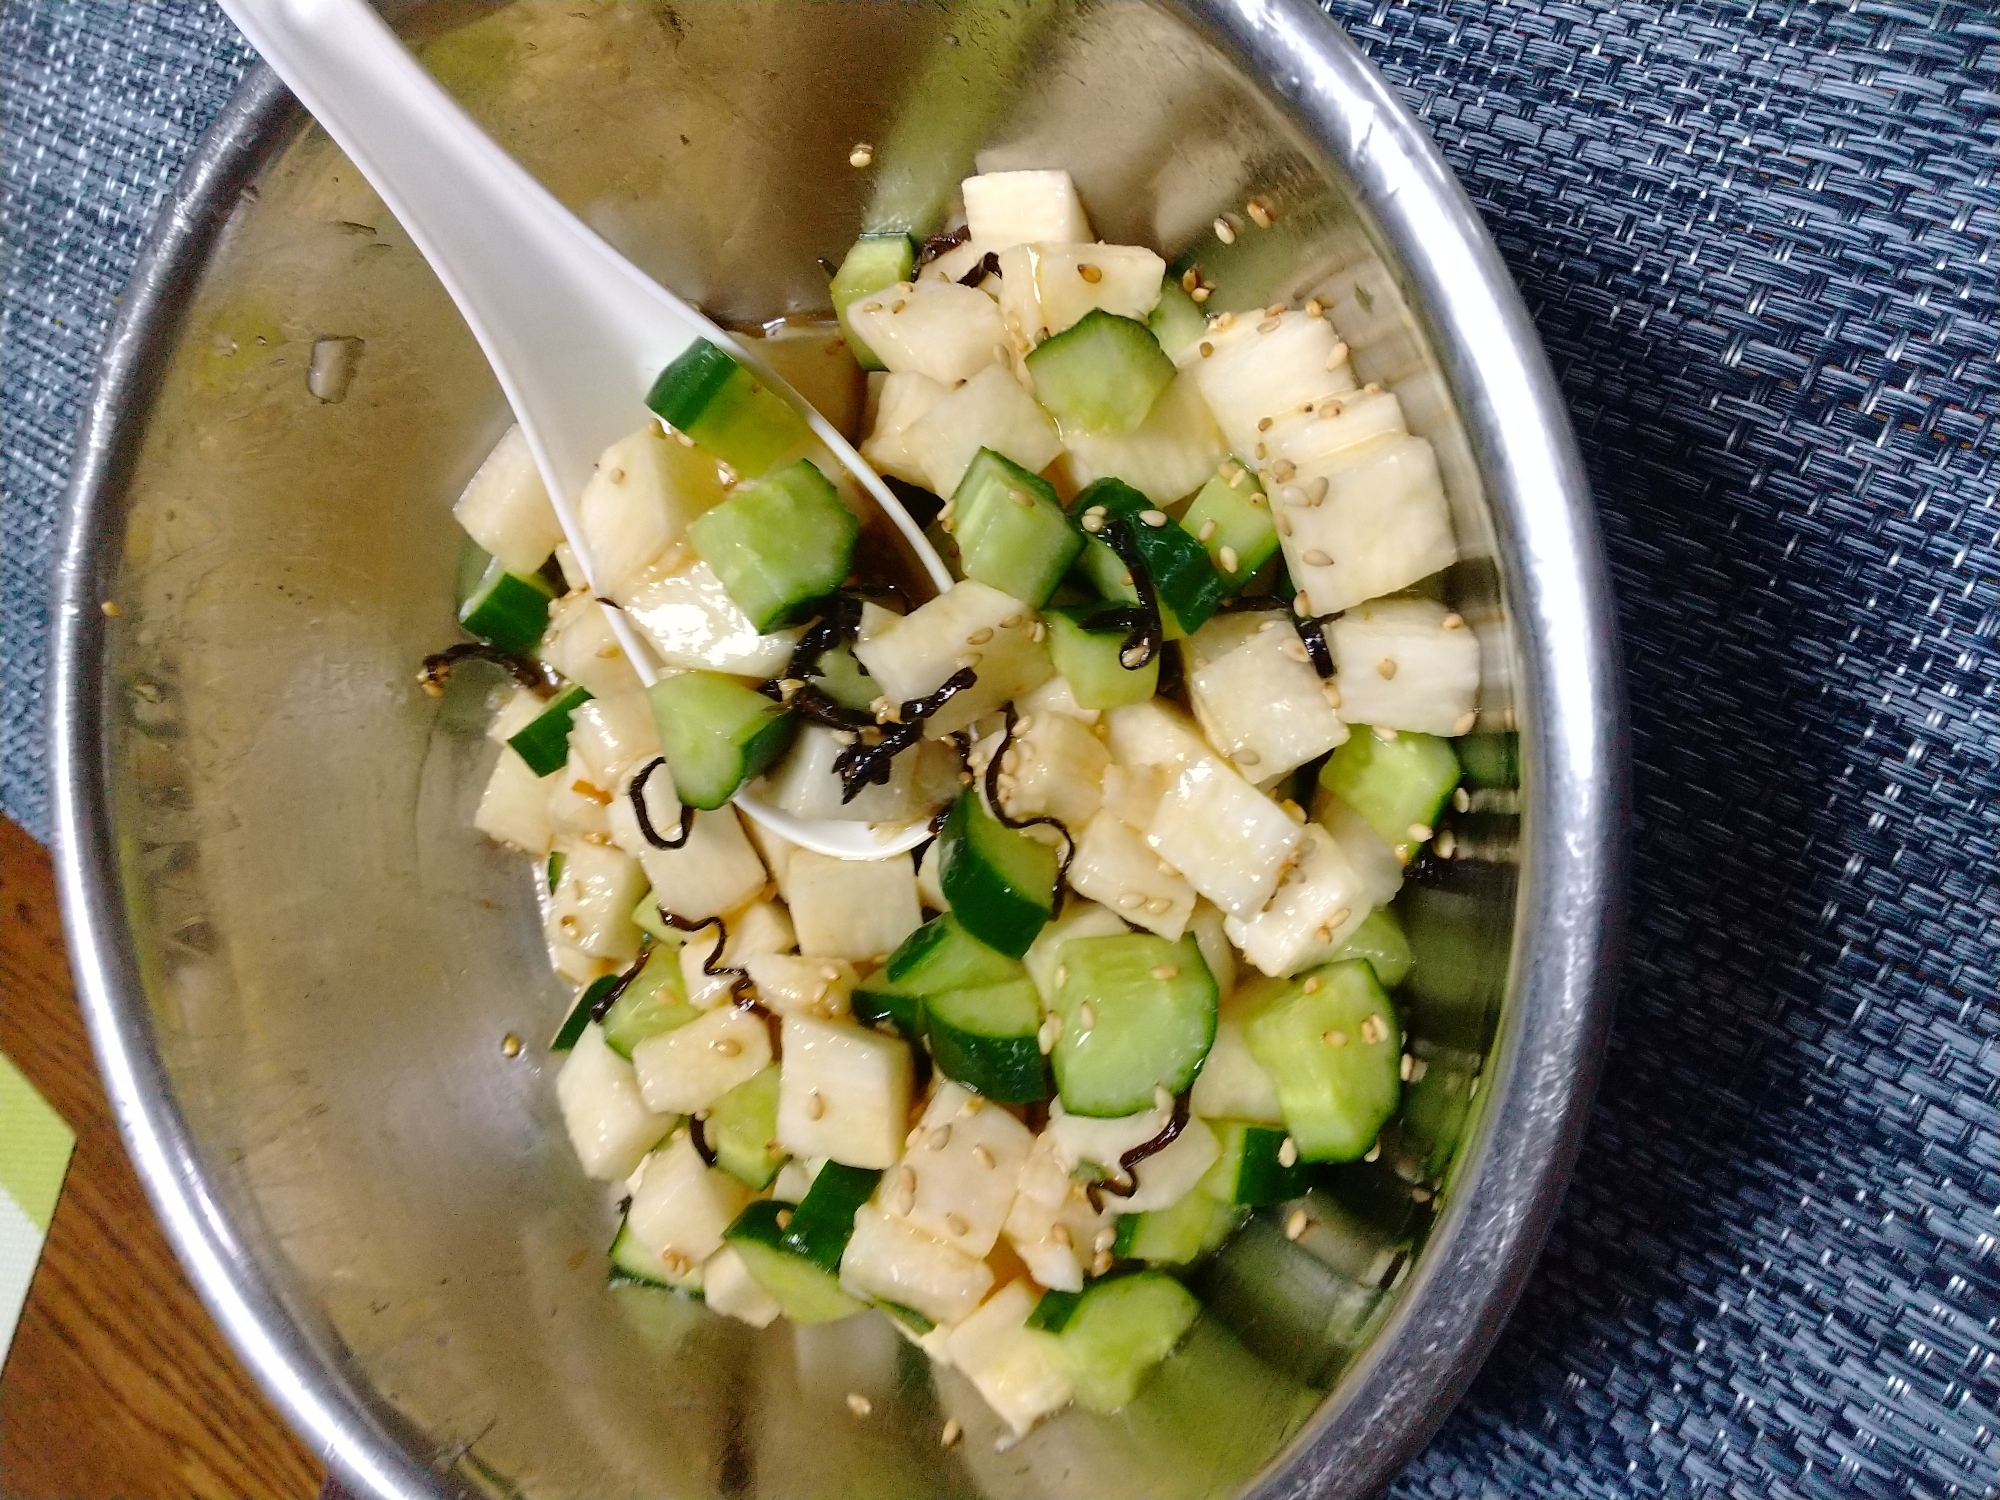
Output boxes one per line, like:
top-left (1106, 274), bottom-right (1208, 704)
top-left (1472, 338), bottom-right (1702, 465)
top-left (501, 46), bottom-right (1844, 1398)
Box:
top-left (805, 1090), bottom-right (826, 1120)
top-left (1081, 513), bottom-right (1105, 533)
top-left (1303, 976), bottom-right (1322, 994)
top-left (1271, 458), bottom-right (1296, 482)
top-left (712, 1037), bottom-right (741, 1057)
top-left (1139, 509), bottom-right (1169, 528)
top-left (847, 1392), bottom-right (873, 1417)
top-left (1365, 1140), bottom-right (1382, 1161)
top-left (1191, 286), bottom-right (1211, 302)
top-left (1031, 621), bottom-right (1047, 642)
top-left (1326, 905), bottom-right (1351, 928)
top-left (1199, 340), bottom-right (1215, 358)
top-left (1278, 484), bottom-right (1304, 506)
top-left (1247, 198), bottom-right (1274, 228)
top-left (1094, 1226), bottom-right (1117, 1253)
top-left (1285, 1209), bottom-right (1310, 1241)
top-left (974, 1143), bottom-right (996, 1169)
top-left (941, 1419), bottom-right (963, 1448)
top-left (1306, 476), bottom-right (1329, 505)
top-left (1092, 1248), bottom-right (1114, 1277)
top-left (1302, 548), bottom-right (1333, 567)
top-left (1150, 964), bottom-right (1179, 980)
top-left (1377, 657), bottom-right (1398, 679)
top-left (1305, 298), bottom-right (1323, 317)
top-left (966, 626), bottom-right (994, 645)
top-left (1214, 216), bottom-right (1237, 244)
top-left (1323, 1028), bottom-right (1347, 1047)
top-left (1360, 1012), bottom-right (1389, 1045)
top-left (1283, 637), bottom-right (1311, 663)
top-left (1236, 749), bottom-right (1262, 766)
top-left (1279, 1135), bottom-right (1299, 1167)
top-left (1442, 611), bottom-right (1466, 630)
top-left (1322, 681), bottom-right (1343, 708)
top-left (1453, 711), bottom-right (1478, 735)
top-left (1408, 822), bottom-right (1434, 842)
top-left (1118, 893), bottom-right (1144, 910)
top-left (1051, 1223), bottom-right (1072, 1247)
top-left (1181, 267), bottom-right (1199, 292)
top-left (1078, 262), bottom-right (1103, 283)
top-left (1257, 415), bottom-right (1274, 432)
top-left (1218, 545), bottom-right (1240, 573)
top-left (1294, 594), bottom-right (1312, 617)
top-left (1258, 317), bottom-right (1282, 334)
top-left (946, 1211), bottom-right (971, 1237)
top-left (1400, 1053), bottom-right (1415, 1081)
top-left (1145, 896), bottom-right (1172, 915)
top-left (1079, 1002), bottom-right (1097, 1030)
top-left (928, 1124), bottom-right (952, 1150)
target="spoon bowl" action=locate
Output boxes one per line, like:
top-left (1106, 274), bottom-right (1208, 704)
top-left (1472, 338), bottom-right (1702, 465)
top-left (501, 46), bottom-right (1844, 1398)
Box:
top-left (221, 0), bottom-right (952, 859)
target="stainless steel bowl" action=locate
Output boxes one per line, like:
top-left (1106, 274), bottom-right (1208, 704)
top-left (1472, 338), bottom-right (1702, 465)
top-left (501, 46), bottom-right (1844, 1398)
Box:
top-left (50, 3), bottom-right (1623, 1496)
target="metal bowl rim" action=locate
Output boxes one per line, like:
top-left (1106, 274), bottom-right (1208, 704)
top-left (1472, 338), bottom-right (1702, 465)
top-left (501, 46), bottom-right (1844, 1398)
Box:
top-left (49, 7), bottom-right (1626, 1497)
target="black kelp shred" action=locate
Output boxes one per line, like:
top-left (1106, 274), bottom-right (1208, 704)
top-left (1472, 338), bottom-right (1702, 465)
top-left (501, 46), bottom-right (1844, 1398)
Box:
top-left (980, 703), bottom-right (1076, 891)
top-left (419, 642), bottom-right (559, 697)
top-left (629, 758), bottom-right (696, 849)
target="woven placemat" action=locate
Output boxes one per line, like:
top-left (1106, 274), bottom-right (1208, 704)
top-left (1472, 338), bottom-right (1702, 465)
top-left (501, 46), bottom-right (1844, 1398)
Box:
top-left (3, 2), bottom-right (1994, 1496)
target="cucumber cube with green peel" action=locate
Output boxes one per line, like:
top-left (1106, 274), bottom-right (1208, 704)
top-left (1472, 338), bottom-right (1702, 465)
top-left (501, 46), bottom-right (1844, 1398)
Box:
top-left (950, 448), bottom-right (1083, 607)
top-left (1147, 279), bottom-right (1208, 361)
top-left (1045, 605), bottom-right (1159, 709)
top-left (722, 1198), bottom-right (865, 1323)
top-left (937, 792), bottom-right (1059, 958)
top-left (505, 684), bottom-right (593, 777)
top-left (1317, 729), bottom-right (1461, 861)
top-left (829, 233), bottom-right (917, 371)
top-left (1051, 932), bottom-right (1218, 1117)
top-left (687, 458), bottom-right (858, 631)
top-left (1113, 1188), bottom-right (1243, 1264)
top-left (599, 947), bottom-right (701, 1059)
top-left (550, 972), bottom-right (618, 1053)
top-left (1328, 907), bottom-right (1414, 991)
top-left (1180, 467), bottom-right (1278, 589)
top-left (924, 978), bottom-right (1049, 1103)
top-left (1048, 1270), bottom-right (1201, 1412)
top-left (457, 555), bottom-right (555, 654)
top-left (1197, 1120), bottom-right (1309, 1206)
top-left (1025, 309), bottom-right (1177, 435)
top-left (648, 671), bottom-right (796, 811)
top-left (708, 1065), bottom-right (787, 1190)
top-left (883, 912), bottom-right (1025, 994)
top-left (646, 338), bottom-right (812, 480)
top-left (1072, 477), bottom-right (1228, 633)
top-left (1242, 959), bottom-right (1401, 1162)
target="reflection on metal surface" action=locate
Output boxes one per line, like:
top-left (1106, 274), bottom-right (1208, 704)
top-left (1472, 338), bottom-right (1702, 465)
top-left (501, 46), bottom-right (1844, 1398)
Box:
top-left (51, 3), bottom-right (1622, 1499)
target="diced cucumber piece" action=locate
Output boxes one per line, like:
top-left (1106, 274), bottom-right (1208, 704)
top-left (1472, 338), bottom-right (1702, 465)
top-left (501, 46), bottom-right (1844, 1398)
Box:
top-left (788, 1161), bottom-right (883, 1270)
top-left (1114, 1187), bottom-right (1244, 1264)
top-left (937, 792), bottom-right (1058, 958)
top-left (1052, 932), bottom-right (1217, 1117)
top-left (600, 947), bottom-right (701, 1059)
top-left (545, 849), bottom-right (567, 894)
top-left (884, 912), bottom-right (1025, 993)
top-left (686, 459), bottom-right (858, 631)
top-left (722, 1199), bottom-right (864, 1324)
top-left (1398, 1057), bottom-right (1477, 1181)
top-left (455, 536), bottom-right (495, 610)
top-left (1074, 478), bottom-right (1228, 633)
top-left (1180, 467), bottom-right (1278, 590)
top-left (1045, 605), bottom-right (1159, 709)
top-left (647, 671), bottom-right (795, 810)
top-left (850, 982), bottom-right (926, 1040)
top-left (808, 641), bottom-right (878, 712)
top-left (1318, 729), bottom-right (1461, 861)
top-left (1329, 907), bottom-right (1414, 991)
top-left (458, 555), bottom-right (555, 654)
top-left (1049, 1270), bottom-right (1201, 1412)
top-left (925, 978), bottom-right (1048, 1103)
top-left (1025, 310), bottom-right (1176, 435)
top-left (1148, 279), bottom-right (1208, 361)
top-left (646, 338), bottom-right (811, 480)
top-left (831, 233), bottom-right (917, 371)
top-left (505, 684), bottom-right (592, 778)
top-left (453, 424), bottom-right (565, 575)
top-left (1024, 1287), bottom-right (1084, 1332)
top-left (607, 1220), bottom-right (679, 1289)
top-left (708, 1065), bottom-right (786, 1190)
top-left (1198, 1120), bottom-right (1308, 1206)
top-left (550, 971), bottom-right (617, 1053)
top-left (950, 448), bottom-right (1082, 608)
top-left (1243, 961), bottom-right (1401, 1161)
top-left (1455, 732), bottom-right (1518, 789)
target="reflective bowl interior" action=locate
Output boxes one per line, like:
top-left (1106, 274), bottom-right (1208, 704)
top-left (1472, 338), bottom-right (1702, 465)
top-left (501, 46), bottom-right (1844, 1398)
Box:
top-left (97, 2), bottom-right (1521, 1494)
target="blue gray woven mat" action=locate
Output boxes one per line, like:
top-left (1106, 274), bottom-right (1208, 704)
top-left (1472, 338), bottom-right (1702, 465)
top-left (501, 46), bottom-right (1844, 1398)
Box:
top-left (3, 2), bottom-right (1995, 1496)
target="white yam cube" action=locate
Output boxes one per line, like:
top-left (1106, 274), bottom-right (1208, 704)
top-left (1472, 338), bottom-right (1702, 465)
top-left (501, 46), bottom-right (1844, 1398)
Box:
top-left (1313, 791), bottom-right (1406, 906)
top-left (474, 746), bottom-right (552, 855)
top-left (1120, 1115), bottom-right (1220, 1213)
top-left (577, 422), bottom-right (726, 599)
top-left (1267, 385), bottom-right (1408, 479)
top-left (786, 851), bottom-right (922, 961)
top-left (1223, 824), bottom-right (1373, 978)
top-left (854, 580), bottom-right (1052, 739)
top-left (557, 1024), bottom-right (674, 1180)
top-left (1329, 596), bottom-right (1482, 736)
top-left (962, 170), bottom-right (1092, 250)
top-left (1189, 620), bottom-right (1348, 779)
top-left (632, 1006), bottom-right (772, 1114)
top-left (946, 1280), bottom-right (1075, 1436)
top-left (626, 1133), bottom-right (752, 1271)
top-left (761, 724), bottom-right (918, 823)
top-left (486, 685), bottom-right (546, 745)
top-left (861, 372), bottom-right (951, 487)
top-left (1004, 1127), bottom-right (1118, 1291)
top-left (776, 1015), bottom-right (912, 1168)
top-left (907, 364), bottom-right (1062, 499)
top-left (453, 424), bottom-right (563, 573)
top-left (1189, 310), bottom-right (1357, 457)
top-left (772, 1156), bottom-right (825, 1204)
top-left (1102, 698), bottom-right (1215, 772)
top-left (545, 750), bottom-right (613, 846)
top-left (1188, 900), bottom-right (1237, 1002)
top-left (608, 794), bottom-right (767, 921)
top-left (539, 594), bottom-right (644, 698)
top-left (1145, 759), bottom-right (1303, 918)
top-left (681, 899), bottom-right (795, 1009)
top-left (996, 709), bottom-right (1108, 829)
top-left (919, 237), bottom-right (993, 287)
top-left (840, 1205), bottom-right (995, 1325)
top-left (1067, 811), bottom-right (1195, 941)
top-left (845, 280), bottom-right (1007, 385)
top-left (1097, 761), bottom-right (1169, 829)
top-left (744, 953), bottom-right (855, 1019)
top-left (622, 555), bottom-right (805, 677)
top-left (1016, 673), bottom-right (1101, 725)
top-left (902, 1082), bottom-right (1034, 1256)
top-left (917, 836), bottom-right (949, 912)
top-left (1189, 1015), bottom-right (1284, 1124)
top-left (1024, 899), bottom-right (1130, 1009)
top-left (1279, 436), bottom-right (1458, 615)
top-left (1061, 371), bottom-right (1226, 508)
top-left (996, 241), bottom-right (1164, 345)
top-left (1048, 1099), bottom-right (1171, 1177)
top-left (568, 690), bottom-right (660, 790)
top-left (743, 819), bottom-right (801, 902)
top-left (545, 840), bottom-right (646, 962)
top-left (702, 1244), bottom-right (782, 1329)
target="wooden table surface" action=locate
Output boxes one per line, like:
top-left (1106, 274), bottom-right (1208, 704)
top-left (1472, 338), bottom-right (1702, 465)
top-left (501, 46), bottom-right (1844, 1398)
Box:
top-left (0, 816), bottom-right (324, 1498)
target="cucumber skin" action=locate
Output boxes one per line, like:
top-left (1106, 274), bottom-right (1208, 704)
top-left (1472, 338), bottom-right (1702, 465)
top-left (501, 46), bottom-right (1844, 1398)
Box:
top-left (924, 979), bottom-right (1050, 1104)
top-left (507, 684), bottom-right (593, 778)
top-left (952, 448), bottom-right (1084, 609)
top-left (851, 983), bottom-right (926, 1041)
top-left (785, 1162), bottom-right (884, 1274)
top-left (551, 973), bottom-right (619, 1052)
top-left (1114, 1189), bottom-right (1245, 1263)
top-left (937, 794), bottom-right (1057, 959)
top-left (831, 234), bottom-right (917, 371)
top-left (1053, 932), bottom-right (1218, 1118)
top-left (458, 557), bottom-right (555, 654)
top-left (884, 913), bottom-right (1024, 994)
top-left (687, 459), bottom-right (859, 631)
top-left (648, 672), bottom-right (796, 811)
top-left (1045, 605), bottom-right (1160, 709)
top-left (600, 948), bottom-right (701, 1059)
top-left (723, 1200), bottom-right (864, 1323)
top-left (1201, 1121), bottom-right (1308, 1206)
top-left (1074, 477), bottom-right (1229, 634)
top-left (645, 338), bottom-right (810, 481)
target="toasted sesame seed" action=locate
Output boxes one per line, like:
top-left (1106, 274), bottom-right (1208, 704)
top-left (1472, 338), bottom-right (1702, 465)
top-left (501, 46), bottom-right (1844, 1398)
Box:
top-left (1275, 512), bottom-right (1293, 538)
top-left (1305, 297), bottom-right (1324, 317)
top-left (848, 141), bottom-right (875, 167)
top-left (1075, 261), bottom-right (1105, 285)
top-left (1258, 317), bottom-right (1282, 334)
top-left (891, 298), bottom-right (907, 314)
top-left (1257, 415), bottom-right (1274, 432)
top-left (1453, 710), bottom-right (1478, 735)
top-left (1199, 340), bottom-right (1215, 358)
top-left (1437, 828), bottom-right (1458, 859)
top-left (1150, 964), bottom-right (1179, 980)
top-left (1145, 896), bottom-right (1173, 914)
top-left (1081, 512), bottom-right (1106, 533)
top-left (1323, 1028), bottom-right (1347, 1047)
top-left (662, 1247), bottom-right (691, 1275)
top-left (1118, 893), bottom-right (1144, 910)
top-left (1195, 518), bottom-right (1219, 543)
top-left (1055, 964), bottom-right (1067, 987)
top-left (1283, 637), bottom-right (1310, 663)
top-left (1279, 1135), bottom-right (1299, 1167)
top-left (1302, 975), bottom-right (1322, 994)
top-left (1182, 266), bottom-right (1199, 292)
top-left (1218, 545), bottom-right (1240, 573)
top-left (1079, 1002), bottom-right (1097, 1030)
top-left (1119, 572), bottom-right (1134, 587)
top-left (501, 1032), bottom-right (523, 1058)
top-left (963, 1094), bottom-right (986, 1114)
top-left (941, 1418), bottom-right (963, 1448)
top-left (1119, 644), bottom-right (1149, 669)
top-left (1214, 216), bottom-right (1237, 244)
top-left (777, 1208), bottom-right (794, 1228)
top-left (100, 599), bottom-right (121, 617)
top-left (1009, 488), bottom-right (1035, 508)
top-left (1408, 822), bottom-right (1434, 843)
top-left (1094, 1226), bottom-right (1117, 1253)
top-left (712, 1037), bottom-right (742, 1057)
top-left (1285, 1209), bottom-right (1310, 1241)
top-left (1306, 476), bottom-right (1330, 505)
top-left (1322, 681), bottom-right (1343, 708)
top-left (1412, 1186), bottom-right (1434, 1204)
top-left (1327, 906), bottom-right (1351, 929)
top-left (847, 1392), bottom-right (873, 1417)
top-left (1139, 509), bottom-right (1169, 528)
top-left (973, 1143), bottom-right (996, 1170)
top-left (1302, 548), bottom-right (1333, 567)
top-left (957, 652), bottom-right (982, 670)
top-left (1215, 311), bottom-right (1236, 330)
top-left (939, 517), bottom-right (956, 533)
top-left (805, 1090), bottom-right (826, 1120)
top-left (1091, 1248), bottom-right (1114, 1276)
top-left (1236, 749), bottom-right (1262, 766)
top-left (1247, 198), bottom-right (1274, 229)
top-left (1264, 303), bottom-right (1285, 318)
top-left (928, 1124), bottom-right (952, 1150)
top-left (1400, 1053), bottom-right (1415, 1081)
top-left (1360, 1012), bottom-right (1389, 1045)
top-left (1294, 594), bottom-right (1313, 617)
top-left (1364, 1139), bottom-right (1383, 1161)
top-left (966, 626), bottom-right (994, 646)
top-left (1031, 621), bottom-right (1047, 642)
top-left (1376, 658), bottom-right (1398, 680)
top-left (1254, 441), bottom-right (1267, 458)
top-left (945, 1211), bottom-right (971, 1238)
top-left (861, 301), bottom-right (882, 315)
top-left (1190, 286), bottom-right (1211, 302)
top-left (1442, 611), bottom-right (1466, 630)
top-left (1051, 1222), bottom-right (1073, 1247)
top-left (1271, 458), bottom-right (1297, 482)
top-left (1278, 484), bottom-right (1304, 507)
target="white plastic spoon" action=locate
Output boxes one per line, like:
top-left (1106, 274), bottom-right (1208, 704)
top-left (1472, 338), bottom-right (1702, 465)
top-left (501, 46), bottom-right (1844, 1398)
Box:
top-left (221, 0), bottom-right (953, 859)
